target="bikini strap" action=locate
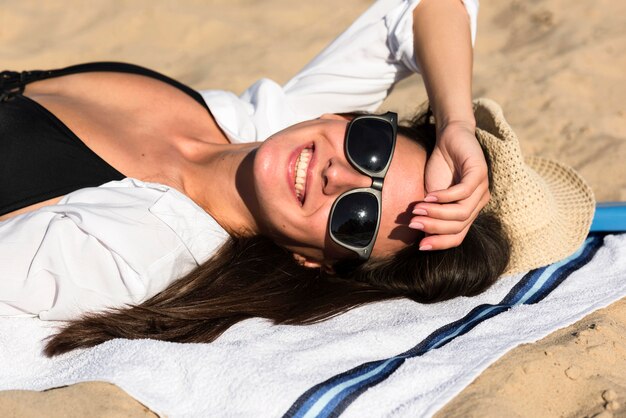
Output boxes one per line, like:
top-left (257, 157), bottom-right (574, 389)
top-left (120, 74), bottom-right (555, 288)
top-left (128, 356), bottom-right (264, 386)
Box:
top-left (0, 69), bottom-right (54, 102)
top-left (1, 62), bottom-right (209, 111)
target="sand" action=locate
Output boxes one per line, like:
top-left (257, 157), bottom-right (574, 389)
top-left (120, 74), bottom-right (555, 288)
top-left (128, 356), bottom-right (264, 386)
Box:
top-left (1, 0), bottom-right (625, 416)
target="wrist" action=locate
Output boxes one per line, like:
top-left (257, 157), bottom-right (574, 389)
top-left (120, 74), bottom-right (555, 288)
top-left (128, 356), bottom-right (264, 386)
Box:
top-left (435, 118), bottom-right (476, 137)
top-left (430, 101), bottom-right (476, 134)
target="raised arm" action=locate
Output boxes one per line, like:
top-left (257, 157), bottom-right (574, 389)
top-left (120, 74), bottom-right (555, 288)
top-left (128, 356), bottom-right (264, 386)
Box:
top-left (202, 0), bottom-right (487, 250)
top-left (205, 0), bottom-right (480, 144)
top-left (408, 0), bottom-right (490, 251)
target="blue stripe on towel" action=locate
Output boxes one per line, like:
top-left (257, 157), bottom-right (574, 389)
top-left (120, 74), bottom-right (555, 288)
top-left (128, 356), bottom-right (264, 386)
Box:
top-left (282, 234), bottom-right (605, 418)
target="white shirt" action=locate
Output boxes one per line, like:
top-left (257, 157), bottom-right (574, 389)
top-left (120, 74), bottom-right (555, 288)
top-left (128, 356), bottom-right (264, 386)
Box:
top-left (0, 0), bottom-right (478, 320)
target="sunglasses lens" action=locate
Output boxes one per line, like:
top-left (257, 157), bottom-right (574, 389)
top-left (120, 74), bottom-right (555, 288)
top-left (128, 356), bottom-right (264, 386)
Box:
top-left (330, 192), bottom-right (379, 248)
top-left (346, 118), bottom-right (394, 173)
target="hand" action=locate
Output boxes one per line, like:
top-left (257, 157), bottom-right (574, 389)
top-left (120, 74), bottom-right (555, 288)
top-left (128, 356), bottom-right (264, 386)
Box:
top-left (409, 122), bottom-right (490, 250)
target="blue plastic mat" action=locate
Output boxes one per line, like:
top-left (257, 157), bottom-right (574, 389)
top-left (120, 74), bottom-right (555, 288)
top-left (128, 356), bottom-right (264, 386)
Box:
top-left (590, 202), bottom-right (626, 232)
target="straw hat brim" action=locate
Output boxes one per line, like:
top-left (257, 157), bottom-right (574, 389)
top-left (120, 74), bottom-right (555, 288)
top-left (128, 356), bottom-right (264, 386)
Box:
top-left (473, 98), bottom-right (596, 275)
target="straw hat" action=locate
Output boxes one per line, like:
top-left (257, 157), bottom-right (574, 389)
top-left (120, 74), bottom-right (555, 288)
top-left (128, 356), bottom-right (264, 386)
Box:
top-left (473, 98), bottom-right (595, 275)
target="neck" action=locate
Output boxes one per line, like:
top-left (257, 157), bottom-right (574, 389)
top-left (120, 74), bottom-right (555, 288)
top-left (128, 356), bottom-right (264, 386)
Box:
top-left (181, 142), bottom-right (260, 238)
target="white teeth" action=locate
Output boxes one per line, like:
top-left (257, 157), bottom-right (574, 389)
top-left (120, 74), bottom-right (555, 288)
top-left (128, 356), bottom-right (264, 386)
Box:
top-left (294, 147), bottom-right (312, 202)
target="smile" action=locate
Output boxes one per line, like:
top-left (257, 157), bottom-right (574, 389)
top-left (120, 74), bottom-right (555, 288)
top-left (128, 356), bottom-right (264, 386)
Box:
top-left (293, 145), bottom-right (313, 205)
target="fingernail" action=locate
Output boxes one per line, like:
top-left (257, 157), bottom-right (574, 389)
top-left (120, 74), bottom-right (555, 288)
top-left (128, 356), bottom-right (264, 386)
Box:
top-left (409, 222), bottom-right (424, 230)
top-left (424, 195), bottom-right (438, 202)
top-left (412, 208), bottom-right (427, 216)
top-left (419, 244), bottom-right (433, 251)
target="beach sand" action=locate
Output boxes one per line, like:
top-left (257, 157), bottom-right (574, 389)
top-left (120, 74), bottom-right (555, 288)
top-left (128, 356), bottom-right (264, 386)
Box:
top-left (1, 0), bottom-right (624, 416)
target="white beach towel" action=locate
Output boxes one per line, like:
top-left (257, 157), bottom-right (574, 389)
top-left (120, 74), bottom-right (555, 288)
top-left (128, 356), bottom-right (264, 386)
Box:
top-left (1, 232), bottom-right (625, 417)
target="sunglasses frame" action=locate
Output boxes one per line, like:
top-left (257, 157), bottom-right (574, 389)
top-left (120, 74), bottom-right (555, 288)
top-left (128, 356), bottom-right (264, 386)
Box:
top-left (327, 111), bottom-right (398, 262)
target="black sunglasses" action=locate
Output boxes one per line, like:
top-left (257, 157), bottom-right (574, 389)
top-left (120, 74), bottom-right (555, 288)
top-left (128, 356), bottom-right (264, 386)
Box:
top-left (327, 111), bottom-right (398, 264)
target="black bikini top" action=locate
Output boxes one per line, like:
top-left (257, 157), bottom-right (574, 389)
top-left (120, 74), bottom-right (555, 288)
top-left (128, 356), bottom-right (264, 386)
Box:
top-left (0, 62), bottom-right (209, 217)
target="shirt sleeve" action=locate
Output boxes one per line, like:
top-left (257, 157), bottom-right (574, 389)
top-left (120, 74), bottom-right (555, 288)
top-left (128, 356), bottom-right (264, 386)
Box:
top-left (0, 181), bottom-right (199, 321)
top-left (200, 0), bottom-right (478, 143)
top-left (282, 0), bottom-right (478, 120)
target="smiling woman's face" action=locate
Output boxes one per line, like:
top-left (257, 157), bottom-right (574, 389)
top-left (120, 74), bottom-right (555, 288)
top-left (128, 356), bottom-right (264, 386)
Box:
top-left (252, 114), bottom-right (427, 269)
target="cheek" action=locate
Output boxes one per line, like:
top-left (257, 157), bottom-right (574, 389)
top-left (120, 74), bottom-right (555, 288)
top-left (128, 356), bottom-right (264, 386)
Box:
top-left (254, 140), bottom-right (281, 193)
top-left (271, 210), bottom-right (332, 259)
top-left (373, 224), bottom-right (422, 258)
top-left (253, 142), bottom-right (290, 219)
top-left (369, 140), bottom-right (426, 258)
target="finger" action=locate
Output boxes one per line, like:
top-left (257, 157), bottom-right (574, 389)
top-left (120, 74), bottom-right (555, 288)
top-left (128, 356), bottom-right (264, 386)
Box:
top-left (414, 190), bottom-right (486, 234)
top-left (424, 168), bottom-right (488, 203)
top-left (410, 216), bottom-right (468, 235)
top-left (413, 189), bottom-right (490, 222)
top-left (412, 190), bottom-right (487, 240)
top-left (418, 222), bottom-right (472, 251)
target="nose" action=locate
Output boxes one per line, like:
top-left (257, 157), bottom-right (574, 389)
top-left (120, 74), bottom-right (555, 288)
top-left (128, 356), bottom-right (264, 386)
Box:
top-left (322, 157), bottom-right (371, 195)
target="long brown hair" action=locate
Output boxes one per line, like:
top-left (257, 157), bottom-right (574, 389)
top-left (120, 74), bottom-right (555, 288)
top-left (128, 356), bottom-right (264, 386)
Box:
top-left (44, 106), bottom-right (510, 356)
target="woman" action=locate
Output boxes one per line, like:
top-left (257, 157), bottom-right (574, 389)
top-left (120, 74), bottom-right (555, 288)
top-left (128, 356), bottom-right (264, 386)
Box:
top-left (33, 107), bottom-right (511, 356)
top-left (0, 0), bottom-right (566, 355)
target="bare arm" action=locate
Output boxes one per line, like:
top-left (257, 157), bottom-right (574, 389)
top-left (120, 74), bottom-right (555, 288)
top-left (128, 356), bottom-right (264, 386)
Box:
top-left (409, 0), bottom-right (490, 251)
top-left (413, 0), bottom-right (475, 129)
